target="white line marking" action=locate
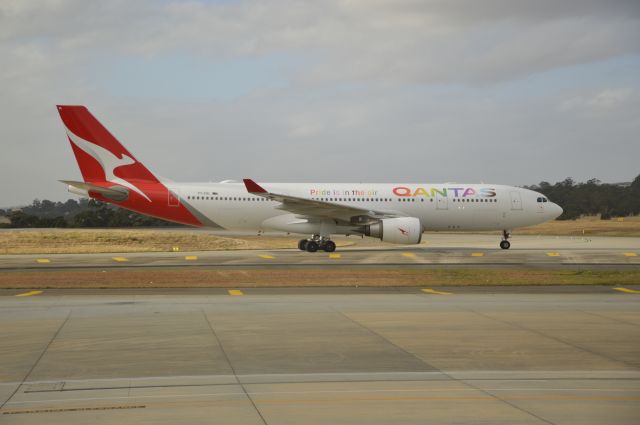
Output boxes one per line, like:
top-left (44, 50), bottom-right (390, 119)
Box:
top-left (8, 387), bottom-right (639, 405)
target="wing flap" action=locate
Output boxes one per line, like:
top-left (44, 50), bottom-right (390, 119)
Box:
top-left (243, 178), bottom-right (402, 223)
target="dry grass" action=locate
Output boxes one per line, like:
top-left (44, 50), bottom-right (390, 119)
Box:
top-left (0, 216), bottom-right (637, 255)
top-left (517, 215), bottom-right (640, 237)
top-left (0, 229), bottom-right (353, 255)
top-left (1, 268), bottom-right (639, 289)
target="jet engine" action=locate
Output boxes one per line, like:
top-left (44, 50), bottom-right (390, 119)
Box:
top-left (363, 217), bottom-right (422, 244)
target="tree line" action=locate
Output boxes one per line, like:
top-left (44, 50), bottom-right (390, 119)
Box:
top-left (526, 173), bottom-right (640, 220)
top-left (0, 199), bottom-right (176, 228)
top-left (1, 174), bottom-right (638, 227)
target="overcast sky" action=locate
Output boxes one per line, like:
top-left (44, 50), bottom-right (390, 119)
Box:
top-left (1, 0), bottom-right (639, 207)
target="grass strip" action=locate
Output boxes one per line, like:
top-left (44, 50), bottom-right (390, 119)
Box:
top-left (1, 268), bottom-right (639, 289)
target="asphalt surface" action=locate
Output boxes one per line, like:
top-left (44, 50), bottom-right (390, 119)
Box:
top-left (0, 234), bottom-right (638, 271)
top-left (1, 288), bottom-right (639, 424)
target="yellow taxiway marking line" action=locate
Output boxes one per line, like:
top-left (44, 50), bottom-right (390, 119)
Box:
top-left (228, 289), bottom-right (244, 296)
top-left (112, 257), bottom-right (129, 262)
top-left (546, 252), bottom-right (561, 257)
top-left (422, 288), bottom-right (452, 295)
top-left (259, 255), bottom-right (275, 259)
top-left (471, 252), bottom-right (484, 257)
top-left (614, 287), bottom-right (640, 294)
top-left (623, 252), bottom-right (638, 257)
top-left (329, 253), bottom-right (341, 259)
top-left (15, 290), bottom-right (43, 297)
top-left (184, 256), bottom-right (198, 261)
top-left (35, 259), bottom-right (50, 263)
top-left (402, 252), bottom-right (416, 258)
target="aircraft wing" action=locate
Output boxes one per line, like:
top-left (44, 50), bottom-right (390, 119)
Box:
top-left (243, 179), bottom-right (403, 224)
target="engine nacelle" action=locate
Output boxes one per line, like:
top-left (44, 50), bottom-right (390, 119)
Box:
top-left (364, 217), bottom-right (422, 244)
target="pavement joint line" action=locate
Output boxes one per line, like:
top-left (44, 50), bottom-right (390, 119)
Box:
top-left (35, 259), bottom-right (50, 263)
top-left (470, 309), bottom-right (639, 372)
top-left (200, 310), bottom-right (268, 425)
top-left (259, 255), bottom-right (274, 259)
top-left (623, 252), bottom-right (638, 257)
top-left (112, 257), bottom-right (128, 262)
top-left (0, 310), bottom-right (72, 411)
top-left (184, 256), bottom-right (198, 261)
top-left (613, 287), bottom-right (640, 294)
top-left (14, 290), bottom-right (43, 297)
top-left (332, 309), bottom-right (554, 424)
top-left (227, 289), bottom-right (244, 296)
top-left (421, 288), bottom-right (452, 295)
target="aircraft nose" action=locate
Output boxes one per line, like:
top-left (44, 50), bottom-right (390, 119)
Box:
top-left (552, 203), bottom-right (563, 219)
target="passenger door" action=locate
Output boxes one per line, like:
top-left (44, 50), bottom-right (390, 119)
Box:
top-left (509, 191), bottom-right (523, 211)
top-left (436, 191), bottom-right (448, 210)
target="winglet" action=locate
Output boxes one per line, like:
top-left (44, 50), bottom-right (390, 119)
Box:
top-left (243, 178), bottom-right (267, 194)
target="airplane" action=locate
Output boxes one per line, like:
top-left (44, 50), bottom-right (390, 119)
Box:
top-left (57, 105), bottom-right (563, 252)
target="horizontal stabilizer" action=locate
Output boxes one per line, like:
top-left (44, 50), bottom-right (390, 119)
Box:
top-left (60, 180), bottom-right (129, 201)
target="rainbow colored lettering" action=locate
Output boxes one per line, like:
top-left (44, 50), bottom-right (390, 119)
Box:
top-left (392, 187), bottom-right (496, 198)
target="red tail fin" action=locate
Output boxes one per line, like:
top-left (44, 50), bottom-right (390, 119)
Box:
top-left (58, 105), bottom-right (159, 186)
top-left (57, 105), bottom-right (203, 226)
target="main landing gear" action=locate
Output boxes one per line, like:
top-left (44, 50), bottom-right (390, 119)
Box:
top-left (500, 230), bottom-right (511, 250)
top-left (298, 235), bottom-right (336, 253)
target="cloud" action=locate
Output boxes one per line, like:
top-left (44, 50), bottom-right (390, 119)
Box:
top-left (3, 0), bottom-right (639, 85)
top-left (0, 0), bottom-right (639, 206)
top-left (559, 87), bottom-right (635, 111)
top-left (587, 88), bottom-right (634, 109)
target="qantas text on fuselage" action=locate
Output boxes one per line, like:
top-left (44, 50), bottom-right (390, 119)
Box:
top-left (57, 105), bottom-right (563, 253)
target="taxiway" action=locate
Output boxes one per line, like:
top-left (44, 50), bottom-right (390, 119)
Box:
top-left (1, 287), bottom-right (639, 424)
top-left (0, 234), bottom-right (638, 271)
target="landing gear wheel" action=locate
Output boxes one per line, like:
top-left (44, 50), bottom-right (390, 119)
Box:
top-left (322, 240), bottom-right (336, 252)
top-left (500, 240), bottom-right (511, 250)
top-left (305, 241), bottom-right (319, 252)
top-left (298, 239), bottom-right (308, 251)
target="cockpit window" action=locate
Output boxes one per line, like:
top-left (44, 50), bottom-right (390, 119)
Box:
top-left (537, 197), bottom-right (543, 202)
top-left (543, 198), bottom-right (548, 203)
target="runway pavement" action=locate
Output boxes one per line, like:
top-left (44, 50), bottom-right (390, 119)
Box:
top-left (0, 288), bottom-right (639, 424)
top-left (0, 234), bottom-right (639, 270)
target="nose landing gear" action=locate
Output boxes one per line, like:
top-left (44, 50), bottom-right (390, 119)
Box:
top-left (500, 230), bottom-right (511, 249)
top-left (298, 235), bottom-right (336, 252)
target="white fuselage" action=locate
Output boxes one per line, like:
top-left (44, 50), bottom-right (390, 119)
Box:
top-left (165, 182), bottom-right (563, 234)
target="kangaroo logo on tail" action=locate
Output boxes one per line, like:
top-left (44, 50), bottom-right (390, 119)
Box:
top-left (66, 128), bottom-right (152, 202)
